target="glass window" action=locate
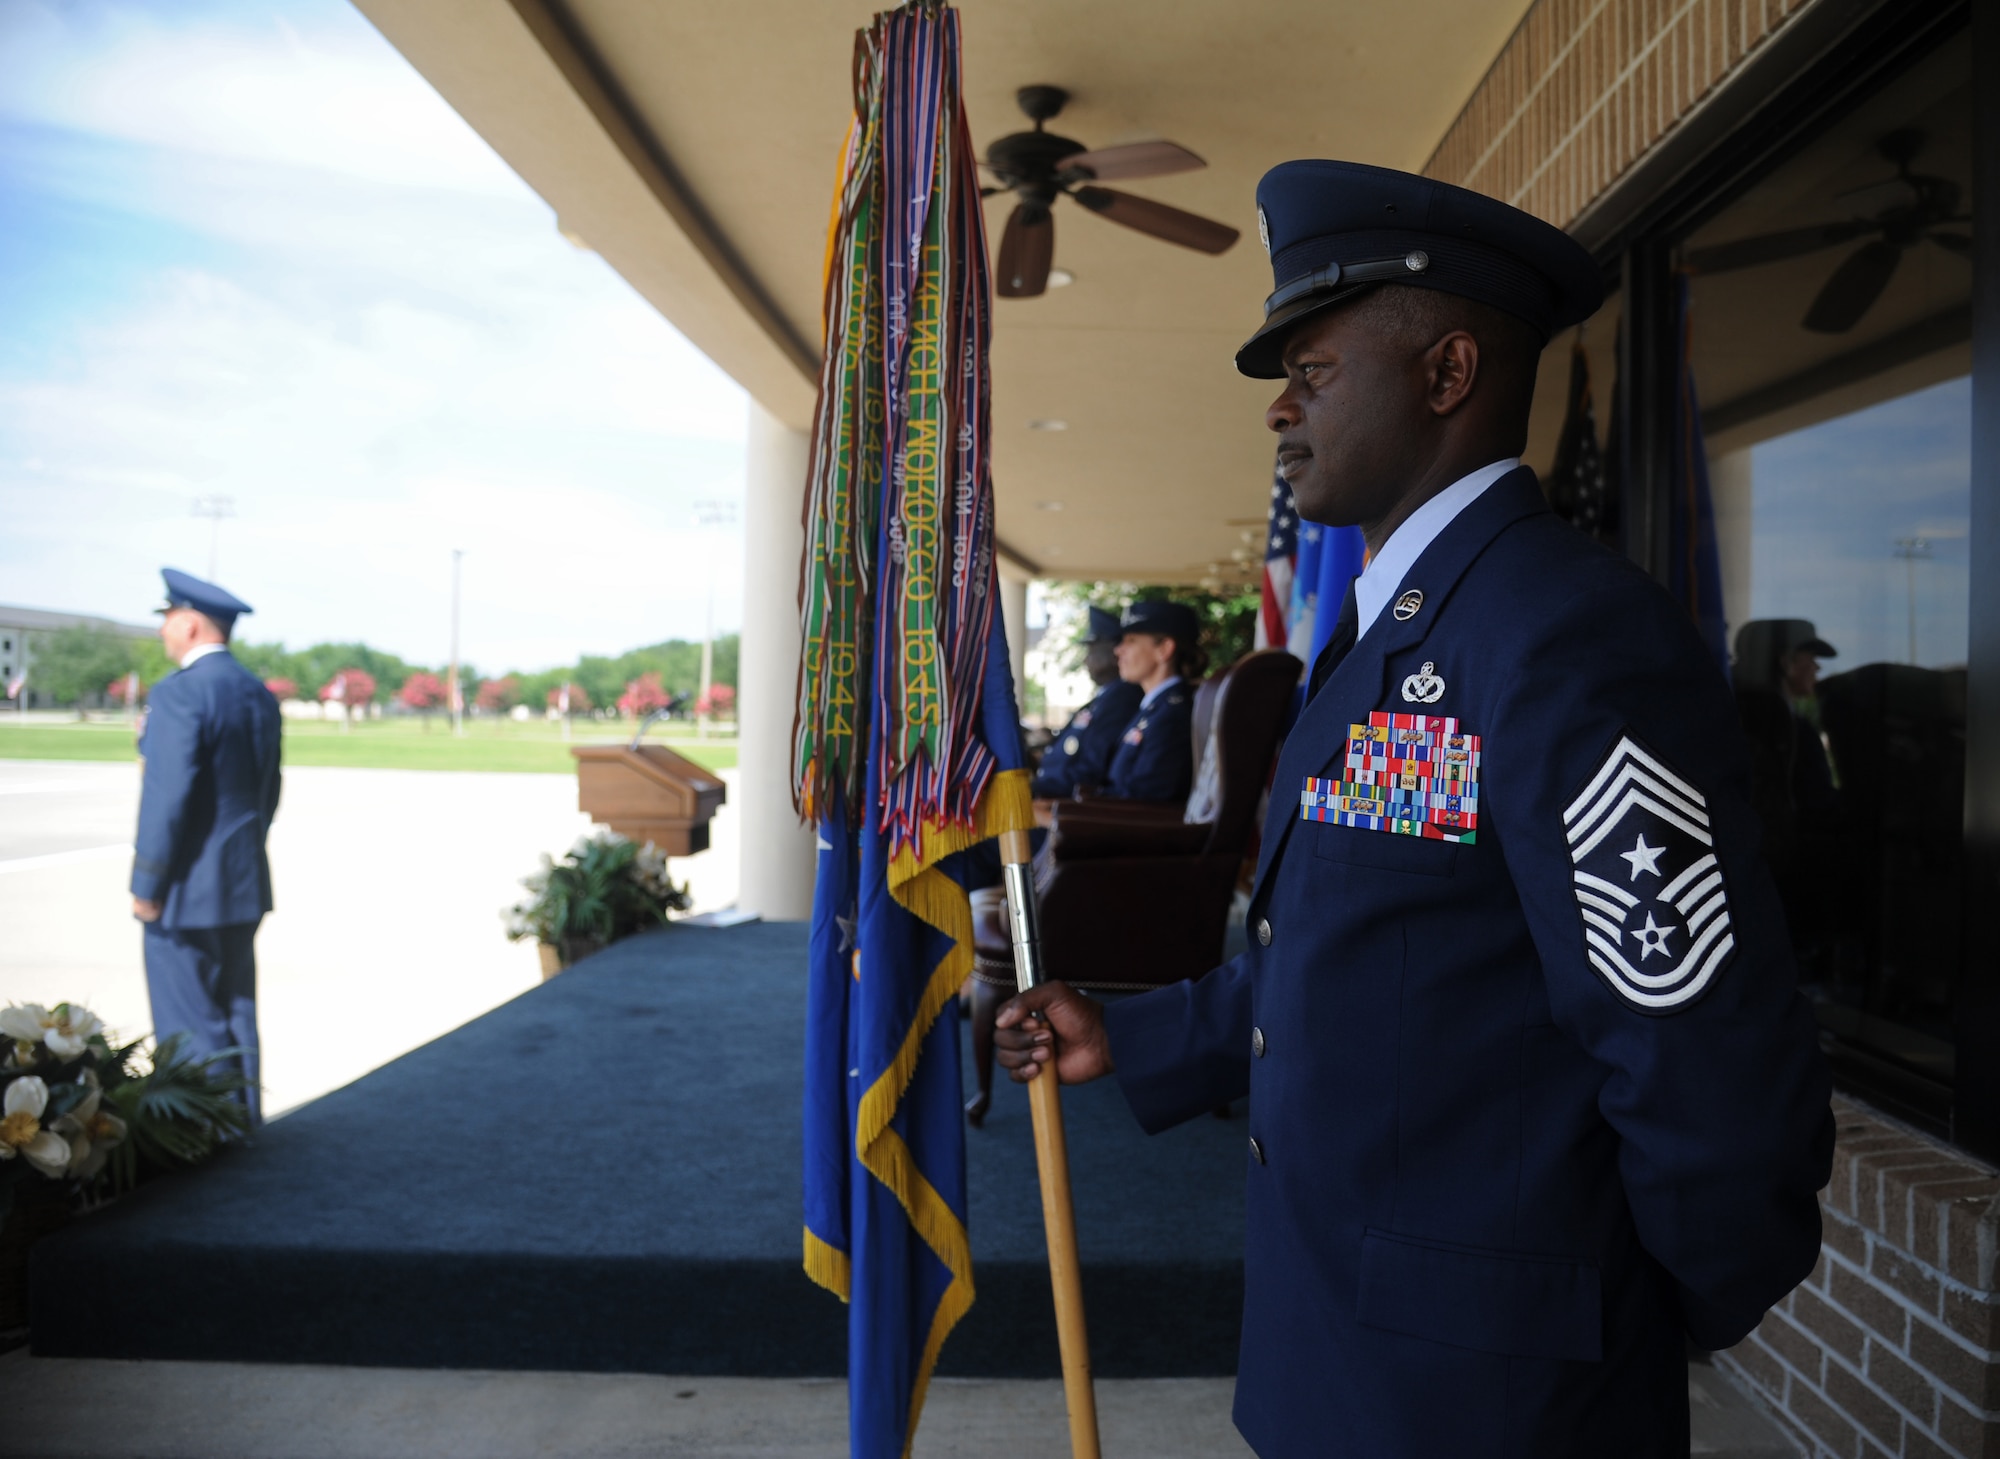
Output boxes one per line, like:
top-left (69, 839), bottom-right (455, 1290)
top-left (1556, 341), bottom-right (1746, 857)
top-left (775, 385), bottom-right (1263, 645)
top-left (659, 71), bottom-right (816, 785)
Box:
top-left (1683, 29), bottom-right (1972, 1117)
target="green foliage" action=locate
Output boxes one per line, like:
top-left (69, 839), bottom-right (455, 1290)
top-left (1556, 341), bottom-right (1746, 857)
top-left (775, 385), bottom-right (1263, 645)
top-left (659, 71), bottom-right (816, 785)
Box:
top-left (231, 641), bottom-right (419, 704)
top-left (504, 832), bottom-right (691, 947)
top-left (25, 625), bottom-right (142, 706)
top-left (0, 720), bottom-right (739, 774)
top-left (100, 1034), bottom-right (252, 1191)
top-left (1040, 582), bottom-right (1264, 675)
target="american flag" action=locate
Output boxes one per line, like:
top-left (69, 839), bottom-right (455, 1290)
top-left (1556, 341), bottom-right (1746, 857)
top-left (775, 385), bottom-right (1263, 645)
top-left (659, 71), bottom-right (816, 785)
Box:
top-left (1255, 464), bottom-right (1298, 651)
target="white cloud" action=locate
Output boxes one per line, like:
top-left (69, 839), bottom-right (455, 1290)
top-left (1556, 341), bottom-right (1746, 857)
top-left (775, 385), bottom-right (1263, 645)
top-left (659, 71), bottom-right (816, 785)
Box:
top-left (0, 0), bottom-right (519, 194)
top-left (0, 0), bottom-right (753, 672)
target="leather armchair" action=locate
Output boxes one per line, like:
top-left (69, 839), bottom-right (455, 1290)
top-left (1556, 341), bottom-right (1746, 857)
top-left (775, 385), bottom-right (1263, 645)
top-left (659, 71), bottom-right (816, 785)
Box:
top-left (965, 649), bottom-right (1303, 1122)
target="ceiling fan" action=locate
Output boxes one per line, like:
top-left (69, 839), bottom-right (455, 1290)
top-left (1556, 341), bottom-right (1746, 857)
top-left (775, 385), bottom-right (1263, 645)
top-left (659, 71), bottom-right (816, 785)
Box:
top-left (1685, 126), bottom-right (1971, 334)
top-left (981, 85), bottom-right (1240, 298)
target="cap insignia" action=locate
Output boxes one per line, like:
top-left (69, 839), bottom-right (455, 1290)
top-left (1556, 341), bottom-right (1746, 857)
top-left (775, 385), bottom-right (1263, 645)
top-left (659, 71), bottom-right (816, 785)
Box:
top-left (1257, 207), bottom-right (1270, 256)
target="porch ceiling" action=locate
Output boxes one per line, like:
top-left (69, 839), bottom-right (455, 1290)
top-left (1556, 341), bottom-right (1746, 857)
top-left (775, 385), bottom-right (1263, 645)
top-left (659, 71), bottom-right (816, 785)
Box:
top-left (353, 0), bottom-right (1534, 581)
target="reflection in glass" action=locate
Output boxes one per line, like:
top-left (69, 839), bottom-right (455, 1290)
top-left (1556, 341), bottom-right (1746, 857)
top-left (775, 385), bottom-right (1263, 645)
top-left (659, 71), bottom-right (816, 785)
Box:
top-left (1679, 28), bottom-right (1971, 1113)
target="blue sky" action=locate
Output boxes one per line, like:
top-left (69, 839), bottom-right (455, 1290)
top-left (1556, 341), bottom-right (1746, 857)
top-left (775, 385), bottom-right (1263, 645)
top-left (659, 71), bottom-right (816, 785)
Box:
top-left (1750, 375), bottom-right (1970, 671)
top-left (0, 0), bottom-right (748, 672)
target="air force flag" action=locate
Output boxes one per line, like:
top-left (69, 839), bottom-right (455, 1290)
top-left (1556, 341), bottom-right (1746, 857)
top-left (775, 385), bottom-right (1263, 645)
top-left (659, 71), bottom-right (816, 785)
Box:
top-left (1565, 733), bottom-right (1735, 1014)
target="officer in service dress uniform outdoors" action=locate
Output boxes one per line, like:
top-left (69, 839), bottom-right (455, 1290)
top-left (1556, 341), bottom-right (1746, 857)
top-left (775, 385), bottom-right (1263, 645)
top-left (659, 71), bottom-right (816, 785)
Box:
top-left (1098, 599), bottom-right (1203, 805)
top-left (1030, 606), bottom-right (1143, 800)
top-left (132, 569), bottom-right (283, 1125)
top-left (996, 161), bottom-right (1832, 1458)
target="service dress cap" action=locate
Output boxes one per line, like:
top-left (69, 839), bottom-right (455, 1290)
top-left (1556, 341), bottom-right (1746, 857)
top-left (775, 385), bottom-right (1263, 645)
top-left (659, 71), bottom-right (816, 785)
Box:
top-left (156, 568), bottom-right (253, 633)
top-left (1120, 599), bottom-right (1201, 649)
top-left (1236, 160), bottom-right (1604, 378)
top-left (1081, 606), bottom-right (1124, 644)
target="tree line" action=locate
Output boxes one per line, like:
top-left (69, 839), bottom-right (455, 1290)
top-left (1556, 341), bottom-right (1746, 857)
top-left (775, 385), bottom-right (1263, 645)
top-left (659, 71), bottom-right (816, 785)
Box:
top-left (16, 624), bottom-right (740, 715)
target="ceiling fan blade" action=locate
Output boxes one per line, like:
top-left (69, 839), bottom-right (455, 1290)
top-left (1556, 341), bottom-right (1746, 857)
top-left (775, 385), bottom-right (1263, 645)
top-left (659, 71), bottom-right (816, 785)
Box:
top-left (1061, 139), bottom-right (1206, 182)
top-left (1802, 239), bottom-right (1902, 333)
top-left (996, 204), bottom-right (1054, 298)
top-left (1930, 230), bottom-right (1974, 257)
top-left (1072, 186), bottom-right (1239, 254)
top-left (1685, 219), bottom-right (1879, 274)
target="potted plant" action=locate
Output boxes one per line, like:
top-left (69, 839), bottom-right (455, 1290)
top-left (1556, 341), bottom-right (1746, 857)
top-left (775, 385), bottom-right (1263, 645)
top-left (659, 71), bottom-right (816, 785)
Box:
top-left (504, 831), bottom-right (691, 977)
top-left (1, 1003), bottom-right (251, 1334)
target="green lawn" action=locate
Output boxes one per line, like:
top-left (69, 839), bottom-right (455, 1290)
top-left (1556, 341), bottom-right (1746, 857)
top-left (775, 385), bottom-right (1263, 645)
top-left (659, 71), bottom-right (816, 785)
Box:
top-left (0, 718), bottom-right (737, 775)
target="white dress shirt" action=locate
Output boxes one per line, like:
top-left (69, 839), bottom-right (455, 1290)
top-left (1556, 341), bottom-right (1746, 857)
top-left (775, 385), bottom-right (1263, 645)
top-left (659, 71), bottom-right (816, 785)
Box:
top-left (1137, 674), bottom-right (1183, 712)
top-left (1352, 458), bottom-right (1520, 639)
top-left (179, 642), bottom-right (229, 669)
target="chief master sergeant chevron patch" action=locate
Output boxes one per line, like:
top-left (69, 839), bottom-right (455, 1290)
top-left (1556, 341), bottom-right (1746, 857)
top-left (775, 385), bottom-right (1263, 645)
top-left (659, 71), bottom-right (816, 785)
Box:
top-left (1564, 733), bottom-right (1736, 1014)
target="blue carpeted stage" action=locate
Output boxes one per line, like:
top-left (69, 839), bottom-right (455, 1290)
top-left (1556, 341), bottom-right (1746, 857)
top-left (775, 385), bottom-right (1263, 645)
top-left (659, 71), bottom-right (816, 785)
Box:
top-left (29, 923), bottom-right (1245, 1377)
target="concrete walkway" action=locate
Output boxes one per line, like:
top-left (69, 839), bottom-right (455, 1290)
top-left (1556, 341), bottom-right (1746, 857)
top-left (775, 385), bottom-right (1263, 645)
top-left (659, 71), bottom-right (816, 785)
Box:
top-left (0, 1352), bottom-right (1797, 1458)
top-left (0, 759), bottom-right (739, 1116)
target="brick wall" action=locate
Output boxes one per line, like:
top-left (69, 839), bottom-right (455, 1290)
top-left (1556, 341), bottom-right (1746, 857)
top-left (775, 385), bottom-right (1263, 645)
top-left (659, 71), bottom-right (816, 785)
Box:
top-left (1424, 0), bottom-right (1817, 228)
top-left (1717, 1098), bottom-right (2000, 1458)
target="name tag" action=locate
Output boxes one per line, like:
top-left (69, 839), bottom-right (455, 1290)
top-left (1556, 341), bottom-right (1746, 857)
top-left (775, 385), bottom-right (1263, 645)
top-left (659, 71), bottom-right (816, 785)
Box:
top-left (1299, 711), bottom-right (1481, 844)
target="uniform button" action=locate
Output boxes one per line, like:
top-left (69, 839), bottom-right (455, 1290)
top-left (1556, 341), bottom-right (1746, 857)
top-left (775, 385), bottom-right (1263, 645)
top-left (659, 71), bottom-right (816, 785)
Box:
top-left (1255, 917), bottom-right (1272, 946)
top-left (1252, 1026), bottom-right (1266, 1058)
top-left (1249, 1136), bottom-right (1266, 1165)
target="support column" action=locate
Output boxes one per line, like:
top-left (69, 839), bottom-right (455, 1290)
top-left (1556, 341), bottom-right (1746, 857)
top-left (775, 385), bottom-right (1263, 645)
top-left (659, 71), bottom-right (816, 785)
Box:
top-left (736, 399), bottom-right (815, 921)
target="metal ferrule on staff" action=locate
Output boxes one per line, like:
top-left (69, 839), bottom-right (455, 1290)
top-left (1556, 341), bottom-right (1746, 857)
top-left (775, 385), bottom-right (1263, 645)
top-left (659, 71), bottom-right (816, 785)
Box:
top-left (1001, 858), bottom-right (1045, 995)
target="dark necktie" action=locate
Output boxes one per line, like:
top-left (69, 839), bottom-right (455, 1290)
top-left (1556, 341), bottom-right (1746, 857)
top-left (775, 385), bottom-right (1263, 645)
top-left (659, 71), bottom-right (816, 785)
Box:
top-left (1308, 579), bottom-right (1362, 700)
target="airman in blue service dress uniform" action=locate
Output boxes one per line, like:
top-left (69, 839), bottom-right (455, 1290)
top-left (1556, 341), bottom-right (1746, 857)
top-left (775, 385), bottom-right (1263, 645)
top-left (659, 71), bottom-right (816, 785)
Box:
top-left (997, 162), bottom-right (1833, 1458)
top-left (1031, 606), bottom-right (1143, 799)
top-left (133, 569), bottom-right (282, 1125)
top-left (1101, 599), bottom-right (1200, 805)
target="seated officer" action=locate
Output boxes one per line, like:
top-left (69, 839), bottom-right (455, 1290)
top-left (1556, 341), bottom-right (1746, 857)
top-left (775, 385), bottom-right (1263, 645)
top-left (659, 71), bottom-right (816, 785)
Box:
top-left (1031, 606), bottom-right (1142, 799)
top-left (1099, 599), bottom-right (1205, 805)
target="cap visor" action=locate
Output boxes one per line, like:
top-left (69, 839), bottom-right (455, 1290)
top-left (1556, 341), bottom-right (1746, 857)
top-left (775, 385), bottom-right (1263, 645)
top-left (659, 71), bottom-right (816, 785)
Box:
top-left (1234, 283), bottom-right (1376, 378)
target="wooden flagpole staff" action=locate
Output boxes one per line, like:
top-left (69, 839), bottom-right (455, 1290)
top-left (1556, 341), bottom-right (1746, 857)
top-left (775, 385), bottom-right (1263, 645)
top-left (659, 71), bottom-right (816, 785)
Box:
top-left (999, 826), bottom-right (1102, 1459)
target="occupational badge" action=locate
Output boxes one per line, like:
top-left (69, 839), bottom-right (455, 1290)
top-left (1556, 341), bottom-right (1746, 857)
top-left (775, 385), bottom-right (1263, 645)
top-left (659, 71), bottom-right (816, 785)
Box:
top-left (1563, 733), bottom-right (1734, 1014)
top-left (1300, 711), bottom-right (1478, 843)
top-left (1392, 589), bottom-right (1423, 621)
top-left (1401, 661), bottom-right (1445, 704)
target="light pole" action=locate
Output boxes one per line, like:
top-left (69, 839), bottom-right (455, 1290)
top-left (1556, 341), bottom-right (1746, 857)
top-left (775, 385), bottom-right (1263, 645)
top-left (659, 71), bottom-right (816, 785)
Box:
top-left (448, 548), bottom-right (465, 737)
top-left (1893, 536), bottom-right (1931, 666)
top-left (693, 499), bottom-right (737, 737)
top-left (191, 495), bottom-right (235, 579)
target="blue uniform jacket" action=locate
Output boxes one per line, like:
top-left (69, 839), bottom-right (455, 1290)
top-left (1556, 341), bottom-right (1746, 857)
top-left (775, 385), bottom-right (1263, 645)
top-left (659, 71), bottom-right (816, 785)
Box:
top-left (1105, 469), bottom-right (1832, 1458)
top-left (133, 651), bottom-right (283, 929)
top-left (1102, 681), bottom-right (1194, 804)
top-left (1032, 679), bottom-right (1141, 798)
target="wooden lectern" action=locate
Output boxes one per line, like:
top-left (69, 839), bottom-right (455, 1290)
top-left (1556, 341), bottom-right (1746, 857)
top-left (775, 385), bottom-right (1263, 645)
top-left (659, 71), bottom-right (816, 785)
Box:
top-left (571, 742), bottom-right (726, 856)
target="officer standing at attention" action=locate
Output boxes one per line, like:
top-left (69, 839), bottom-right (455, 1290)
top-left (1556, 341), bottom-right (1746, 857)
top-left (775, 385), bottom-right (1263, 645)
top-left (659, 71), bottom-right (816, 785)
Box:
top-left (1030, 606), bottom-right (1142, 800)
top-left (996, 161), bottom-right (1832, 1458)
top-left (132, 569), bottom-right (283, 1125)
top-left (1099, 599), bottom-right (1203, 804)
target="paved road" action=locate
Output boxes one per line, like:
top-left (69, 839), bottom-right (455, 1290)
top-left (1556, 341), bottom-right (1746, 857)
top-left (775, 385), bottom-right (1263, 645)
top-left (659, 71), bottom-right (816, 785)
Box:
top-left (0, 759), bottom-right (741, 1116)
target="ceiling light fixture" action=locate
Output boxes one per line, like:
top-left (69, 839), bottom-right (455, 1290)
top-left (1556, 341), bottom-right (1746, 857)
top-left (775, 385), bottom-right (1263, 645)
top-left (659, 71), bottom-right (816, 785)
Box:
top-left (1027, 418), bottom-right (1069, 432)
top-left (1047, 268), bottom-right (1076, 288)
top-left (1036, 500), bottom-right (1064, 512)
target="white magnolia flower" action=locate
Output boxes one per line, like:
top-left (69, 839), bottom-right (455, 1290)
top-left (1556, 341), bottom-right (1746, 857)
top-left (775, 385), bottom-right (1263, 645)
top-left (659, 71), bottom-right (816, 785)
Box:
top-left (0, 1002), bottom-right (105, 1060)
top-left (53, 1073), bottom-right (127, 1181)
top-left (0, 1004), bottom-right (51, 1044)
top-left (0, 1076), bottom-right (72, 1178)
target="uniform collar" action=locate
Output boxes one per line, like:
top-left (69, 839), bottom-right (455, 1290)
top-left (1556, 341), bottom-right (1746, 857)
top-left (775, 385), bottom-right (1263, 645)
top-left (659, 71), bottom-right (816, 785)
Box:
top-left (179, 642), bottom-right (230, 669)
top-left (1353, 458), bottom-right (1518, 639)
top-left (1138, 675), bottom-right (1182, 711)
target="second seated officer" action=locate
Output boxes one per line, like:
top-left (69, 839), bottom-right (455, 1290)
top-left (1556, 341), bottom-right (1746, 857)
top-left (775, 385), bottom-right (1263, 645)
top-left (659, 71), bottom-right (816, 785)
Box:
top-left (1099, 599), bottom-right (1203, 805)
top-left (132, 568), bottom-right (283, 1126)
top-left (995, 161), bottom-right (1832, 1457)
top-left (1030, 606), bottom-right (1142, 799)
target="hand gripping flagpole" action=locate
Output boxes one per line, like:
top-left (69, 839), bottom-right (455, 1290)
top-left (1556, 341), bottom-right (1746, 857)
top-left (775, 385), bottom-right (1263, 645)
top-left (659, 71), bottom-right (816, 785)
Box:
top-left (999, 827), bottom-right (1101, 1459)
